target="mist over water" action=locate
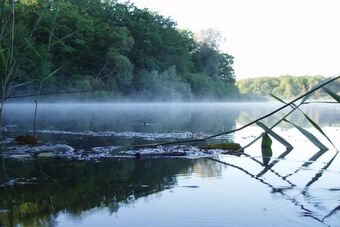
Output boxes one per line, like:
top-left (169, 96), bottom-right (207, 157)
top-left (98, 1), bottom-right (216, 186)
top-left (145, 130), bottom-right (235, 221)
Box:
top-left (1, 102), bottom-right (339, 159)
top-left (1, 0), bottom-right (339, 225)
top-left (1, 102), bottom-right (340, 226)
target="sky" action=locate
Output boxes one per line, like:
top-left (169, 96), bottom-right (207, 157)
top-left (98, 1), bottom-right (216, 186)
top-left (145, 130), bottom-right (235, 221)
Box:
top-left (121, 0), bottom-right (340, 79)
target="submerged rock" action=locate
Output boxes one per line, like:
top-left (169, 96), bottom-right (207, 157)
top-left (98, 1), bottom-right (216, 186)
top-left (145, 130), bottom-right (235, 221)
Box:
top-left (37, 152), bottom-right (57, 158)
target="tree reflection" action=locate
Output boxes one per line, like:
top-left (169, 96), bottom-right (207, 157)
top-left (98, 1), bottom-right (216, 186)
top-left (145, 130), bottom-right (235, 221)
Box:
top-left (192, 158), bottom-right (223, 178)
top-left (0, 158), bottom-right (195, 227)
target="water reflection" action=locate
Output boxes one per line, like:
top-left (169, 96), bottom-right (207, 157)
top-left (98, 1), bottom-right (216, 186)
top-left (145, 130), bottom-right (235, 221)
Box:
top-left (192, 158), bottom-right (223, 178)
top-left (1, 150), bottom-right (340, 226)
top-left (0, 158), bottom-right (199, 226)
top-left (214, 145), bottom-right (340, 226)
top-left (0, 103), bottom-right (340, 226)
top-left (237, 103), bottom-right (340, 128)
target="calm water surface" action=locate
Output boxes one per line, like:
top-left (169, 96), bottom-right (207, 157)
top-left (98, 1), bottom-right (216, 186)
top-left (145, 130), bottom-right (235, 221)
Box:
top-left (0, 103), bottom-right (339, 227)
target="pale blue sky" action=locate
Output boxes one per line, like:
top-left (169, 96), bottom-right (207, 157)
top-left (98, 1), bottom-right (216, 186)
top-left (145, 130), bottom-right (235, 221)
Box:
top-left (120, 0), bottom-right (340, 79)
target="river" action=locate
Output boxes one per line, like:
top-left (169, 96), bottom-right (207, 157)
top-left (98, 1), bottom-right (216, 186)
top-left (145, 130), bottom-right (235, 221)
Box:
top-left (0, 102), bottom-right (339, 226)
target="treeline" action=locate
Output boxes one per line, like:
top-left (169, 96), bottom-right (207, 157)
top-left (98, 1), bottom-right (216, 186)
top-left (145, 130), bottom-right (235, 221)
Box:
top-left (237, 75), bottom-right (340, 100)
top-left (0, 0), bottom-right (238, 101)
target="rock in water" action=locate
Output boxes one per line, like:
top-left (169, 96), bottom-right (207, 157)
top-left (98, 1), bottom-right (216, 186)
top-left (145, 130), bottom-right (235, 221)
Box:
top-left (50, 144), bottom-right (74, 153)
top-left (15, 135), bottom-right (38, 144)
top-left (36, 144), bottom-right (74, 158)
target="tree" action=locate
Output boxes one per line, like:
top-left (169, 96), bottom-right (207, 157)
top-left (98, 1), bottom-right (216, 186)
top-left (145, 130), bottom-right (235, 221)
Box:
top-left (237, 75), bottom-right (339, 99)
top-left (218, 53), bottom-right (235, 82)
top-left (1, 0), bottom-right (239, 100)
top-left (194, 28), bottom-right (224, 50)
top-left (192, 45), bottom-right (220, 77)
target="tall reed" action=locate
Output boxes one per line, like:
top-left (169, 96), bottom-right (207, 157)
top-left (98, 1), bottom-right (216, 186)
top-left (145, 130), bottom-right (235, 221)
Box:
top-left (0, 0), bottom-right (16, 128)
top-left (24, 5), bottom-right (75, 136)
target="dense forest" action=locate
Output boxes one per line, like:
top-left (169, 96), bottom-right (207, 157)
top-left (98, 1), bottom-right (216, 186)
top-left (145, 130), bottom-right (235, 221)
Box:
top-left (0, 0), bottom-right (238, 101)
top-left (237, 75), bottom-right (340, 100)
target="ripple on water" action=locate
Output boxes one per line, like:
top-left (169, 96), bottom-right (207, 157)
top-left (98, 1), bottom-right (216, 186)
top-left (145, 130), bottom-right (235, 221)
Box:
top-left (32, 129), bottom-right (234, 140)
top-left (1, 143), bottom-right (229, 161)
top-left (34, 129), bottom-right (208, 141)
top-left (93, 145), bottom-right (225, 159)
top-left (0, 177), bottom-right (39, 188)
top-left (253, 196), bottom-right (326, 227)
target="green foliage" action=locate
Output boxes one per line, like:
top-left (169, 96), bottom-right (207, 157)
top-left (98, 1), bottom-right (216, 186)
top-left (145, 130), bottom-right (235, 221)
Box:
top-left (271, 93), bottom-right (336, 149)
top-left (261, 133), bottom-right (273, 166)
top-left (0, 0), bottom-right (237, 101)
top-left (136, 67), bottom-right (192, 101)
top-left (256, 121), bottom-right (293, 149)
top-left (261, 133), bottom-right (272, 147)
top-left (188, 72), bottom-right (239, 100)
top-left (237, 75), bottom-right (340, 100)
top-left (0, 158), bottom-right (195, 226)
top-left (284, 119), bottom-right (328, 151)
top-left (323, 87), bottom-right (340, 102)
top-left (219, 53), bottom-right (235, 83)
top-left (192, 45), bottom-right (220, 76)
